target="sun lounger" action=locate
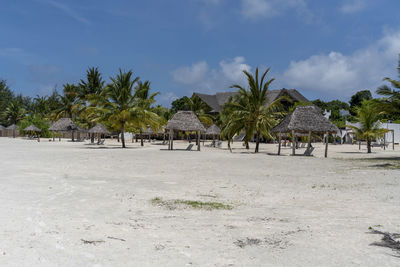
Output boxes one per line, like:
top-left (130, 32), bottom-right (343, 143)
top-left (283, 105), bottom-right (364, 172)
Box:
top-left (304, 146), bottom-right (314, 156)
top-left (97, 139), bottom-right (105, 145)
top-left (186, 144), bottom-right (194, 151)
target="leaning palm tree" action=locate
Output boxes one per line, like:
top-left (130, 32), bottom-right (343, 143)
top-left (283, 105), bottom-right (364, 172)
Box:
top-left (224, 67), bottom-right (284, 153)
top-left (91, 69), bottom-right (159, 148)
top-left (187, 95), bottom-right (214, 125)
top-left (53, 84), bottom-right (78, 119)
top-left (347, 99), bottom-right (388, 153)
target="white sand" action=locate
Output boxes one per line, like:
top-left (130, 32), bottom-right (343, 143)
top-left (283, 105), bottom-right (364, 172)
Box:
top-left (0, 138), bottom-right (399, 266)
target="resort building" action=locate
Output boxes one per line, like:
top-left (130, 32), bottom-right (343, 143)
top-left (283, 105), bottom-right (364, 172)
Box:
top-left (193, 88), bottom-right (309, 114)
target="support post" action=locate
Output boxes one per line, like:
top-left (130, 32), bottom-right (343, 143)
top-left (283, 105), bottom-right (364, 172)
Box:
top-left (325, 132), bottom-right (329, 158)
top-left (307, 131), bottom-right (312, 149)
top-left (384, 131), bottom-right (386, 150)
top-left (277, 133), bottom-right (282, 155)
top-left (291, 130), bottom-right (295, 156)
top-left (393, 130), bottom-right (395, 150)
top-left (197, 131), bottom-right (201, 151)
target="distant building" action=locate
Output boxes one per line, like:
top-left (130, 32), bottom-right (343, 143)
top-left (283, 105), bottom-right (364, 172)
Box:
top-left (193, 88), bottom-right (309, 114)
top-left (343, 121), bottom-right (400, 144)
top-left (339, 109), bottom-right (350, 117)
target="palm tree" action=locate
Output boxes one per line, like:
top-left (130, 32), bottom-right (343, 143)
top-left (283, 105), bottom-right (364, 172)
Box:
top-left (376, 75), bottom-right (400, 117)
top-left (33, 95), bottom-right (49, 116)
top-left (347, 99), bottom-right (388, 153)
top-left (3, 101), bottom-right (26, 126)
top-left (54, 84), bottom-right (78, 119)
top-left (187, 95), bottom-right (213, 125)
top-left (223, 67), bottom-right (283, 153)
top-left (134, 80), bottom-right (160, 146)
top-left (92, 69), bottom-right (159, 148)
top-left (77, 67), bottom-right (105, 143)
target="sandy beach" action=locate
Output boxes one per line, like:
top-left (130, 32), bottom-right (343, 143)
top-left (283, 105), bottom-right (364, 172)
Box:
top-left (0, 138), bottom-right (399, 266)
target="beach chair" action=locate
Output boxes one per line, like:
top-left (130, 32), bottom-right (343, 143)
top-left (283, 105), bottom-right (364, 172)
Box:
top-left (97, 139), bottom-right (105, 145)
top-left (186, 144), bottom-right (194, 151)
top-left (303, 146), bottom-right (315, 156)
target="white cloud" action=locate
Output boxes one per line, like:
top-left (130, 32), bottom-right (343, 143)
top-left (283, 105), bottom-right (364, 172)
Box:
top-left (171, 61), bottom-right (209, 85)
top-left (340, 0), bottom-right (365, 14)
top-left (171, 57), bottom-right (252, 93)
top-left (37, 0), bottom-right (90, 25)
top-left (241, 0), bottom-right (310, 21)
top-left (282, 30), bottom-right (400, 98)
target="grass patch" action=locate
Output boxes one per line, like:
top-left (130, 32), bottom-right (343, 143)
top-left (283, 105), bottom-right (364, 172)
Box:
top-left (151, 197), bottom-right (233, 210)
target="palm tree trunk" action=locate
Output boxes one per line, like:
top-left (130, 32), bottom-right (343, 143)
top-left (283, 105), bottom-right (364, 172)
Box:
top-left (255, 130), bottom-right (260, 153)
top-left (367, 138), bottom-right (371, 153)
top-left (140, 130), bottom-right (144, 146)
top-left (71, 130), bottom-right (75, 142)
top-left (245, 139), bottom-right (249, 149)
top-left (228, 138), bottom-right (232, 153)
top-left (121, 123), bottom-right (126, 148)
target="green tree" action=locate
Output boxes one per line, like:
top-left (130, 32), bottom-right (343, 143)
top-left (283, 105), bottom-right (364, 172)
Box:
top-left (2, 101), bottom-right (26, 126)
top-left (187, 95), bottom-right (213, 125)
top-left (222, 67), bottom-right (284, 153)
top-left (92, 69), bottom-right (159, 148)
top-left (349, 90), bottom-right (372, 114)
top-left (347, 100), bottom-right (387, 153)
top-left (0, 80), bottom-right (15, 125)
top-left (376, 70), bottom-right (400, 121)
top-left (53, 84), bottom-right (78, 119)
top-left (171, 96), bottom-right (190, 113)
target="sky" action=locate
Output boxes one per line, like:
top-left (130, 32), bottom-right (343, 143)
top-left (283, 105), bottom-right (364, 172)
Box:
top-left (1, 0), bottom-right (400, 106)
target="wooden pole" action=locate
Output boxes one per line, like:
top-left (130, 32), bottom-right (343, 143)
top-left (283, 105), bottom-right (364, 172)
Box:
top-left (278, 133), bottom-right (282, 155)
top-left (384, 131), bottom-right (386, 150)
top-left (307, 131), bottom-right (312, 149)
top-left (393, 130), bottom-right (395, 150)
top-left (197, 131), bottom-right (201, 151)
top-left (291, 130), bottom-right (295, 156)
top-left (325, 132), bottom-right (329, 158)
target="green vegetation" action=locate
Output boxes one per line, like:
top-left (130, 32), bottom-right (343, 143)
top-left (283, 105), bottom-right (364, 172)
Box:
top-left (151, 197), bottom-right (233, 210)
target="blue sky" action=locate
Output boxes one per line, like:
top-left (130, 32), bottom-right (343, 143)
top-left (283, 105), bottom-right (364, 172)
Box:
top-left (1, 0), bottom-right (400, 106)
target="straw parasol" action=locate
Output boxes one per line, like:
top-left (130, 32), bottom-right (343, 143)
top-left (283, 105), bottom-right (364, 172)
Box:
top-left (271, 105), bottom-right (339, 157)
top-left (88, 124), bottom-right (110, 134)
top-left (6, 124), bottom-right (18, 138)
top-left (165, 111), bottom-right (206, 151)
top-left (49, 118), bottom-right (80, 141)
top-left (205, 124), bottom-right (221, 147)
top-left (24, 124), bottom-right (41, 132)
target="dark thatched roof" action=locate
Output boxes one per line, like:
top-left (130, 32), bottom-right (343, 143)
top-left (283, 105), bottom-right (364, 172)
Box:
top-left (0, 125), bottom-right (5, 131)
top-left (49, 118), bottom-right (78, 132)
top-left (271, 105), bottom-right (340, 134)
top-left (88, 124), bottom-right (110, 134)
top-left (166, 111), bottom-right (206, 132)
top-left (193, 88), bottom-right (309, 113)
top-left (24, 124), bottom-right (41, 132)
top-left (206, 124), bottom-right (221, 135)
top-left (142, 127), bottom-right (164, 135)
top-left (6, 124), bottom-right (18, 130)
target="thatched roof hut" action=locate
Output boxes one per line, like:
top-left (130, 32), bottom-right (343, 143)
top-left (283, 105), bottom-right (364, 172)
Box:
top-left (271, 106), bottom-right (339, 134)
top-left (88, 124), bottom-right (110, 134)
top-left (6, 124), bottom-right (18, 130)
top-left (271, 106), bottom-right (339, 157)
top-left (206, 124), bottom-right (220, 135)
top-left (49, 118), bottom-right (78, 132)
top-left (166, 111), bottom-right (206, 132)
top-left (166, 111), bottom-right (206, 151)
top-left (24, 125), bottom-right (41, 132)
top-left (0, 125), bottom-right (5, 131)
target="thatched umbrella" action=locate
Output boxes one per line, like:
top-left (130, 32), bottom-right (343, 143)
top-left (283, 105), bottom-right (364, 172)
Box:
top-left (205, 124), bottom-right (221, 147)
top-left (89, 124), bottom-right (110, 144)
top-left (165, 111), bottom-right (206, 151)
top-left (271, 105), bottom-right (339, 157)
top-left (23, 124), bottom-right (41, 140)
top-left (6, 124), bottom-right (18, 138)
top-left (49, 118), bottom-right (78, 141)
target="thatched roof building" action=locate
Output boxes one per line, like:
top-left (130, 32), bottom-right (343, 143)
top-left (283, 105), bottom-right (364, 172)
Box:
top-left (0, 125), bottom-right (5, 131)
top-left (271, 106), bottom-right (339, 134)
top-left (166, 111), bottom-right (206, 151)
top-left (88, 124), bottom-right (110, 134)
top-left (166, 111), bottom-right (206, 132)
top-left (24, 125), bottom-right (41, 132)
top-left (206, 124), bottom-right (220, 135)
top-left (271, 106), bottom-right (339, 157)
top-left (6, 124), bottom-right (18, 130)
top-left (49, 118), bottom-right (78, 132)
